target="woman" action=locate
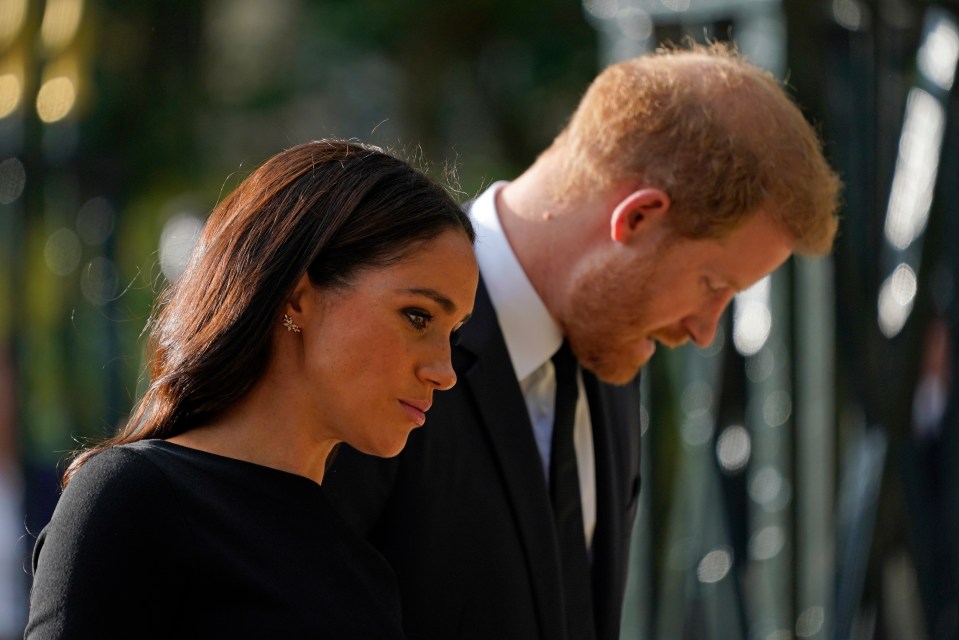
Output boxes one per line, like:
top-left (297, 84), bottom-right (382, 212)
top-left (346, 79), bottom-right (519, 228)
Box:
top-left (26, 140), bottom-right (479, 638)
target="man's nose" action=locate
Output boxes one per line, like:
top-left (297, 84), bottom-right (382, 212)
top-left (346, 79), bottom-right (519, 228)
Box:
top-left (683, 293), bottom-right (734, 348)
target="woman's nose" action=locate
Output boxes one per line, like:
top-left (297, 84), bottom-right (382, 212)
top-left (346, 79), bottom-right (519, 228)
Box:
top-left (419, 343), bottom-right (457, 391)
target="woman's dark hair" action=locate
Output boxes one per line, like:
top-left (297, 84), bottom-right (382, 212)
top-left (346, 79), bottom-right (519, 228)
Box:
top-left (63, 139), bottom-right (474, 486)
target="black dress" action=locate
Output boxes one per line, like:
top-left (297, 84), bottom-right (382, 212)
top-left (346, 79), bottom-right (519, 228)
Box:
top-left (25, 440), bottom-right (405, 639)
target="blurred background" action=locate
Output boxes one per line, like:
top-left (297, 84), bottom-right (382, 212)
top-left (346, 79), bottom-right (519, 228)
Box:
top-left (1, 0), bottom-right (958, 638)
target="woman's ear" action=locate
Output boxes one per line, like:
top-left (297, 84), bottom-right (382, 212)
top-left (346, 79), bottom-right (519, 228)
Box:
top-left (610, 188), bottom-right (671, 244)
top-left (284, 273), bottom-right (314, 325)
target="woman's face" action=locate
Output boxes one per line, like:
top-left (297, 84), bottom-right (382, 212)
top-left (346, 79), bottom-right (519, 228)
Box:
top-left (297, 229), bottom-right (478, 458)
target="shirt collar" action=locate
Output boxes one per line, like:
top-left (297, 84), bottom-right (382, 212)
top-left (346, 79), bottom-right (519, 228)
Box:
top-left (471, 181), bottom-right (563, 381)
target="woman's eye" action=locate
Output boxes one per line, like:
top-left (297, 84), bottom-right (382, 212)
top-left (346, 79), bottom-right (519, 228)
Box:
top-left (405, 309), bottom-right (432, 331)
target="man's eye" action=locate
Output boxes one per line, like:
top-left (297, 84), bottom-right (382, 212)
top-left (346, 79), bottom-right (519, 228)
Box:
top-left (704, 279), bottom-right (724, 294)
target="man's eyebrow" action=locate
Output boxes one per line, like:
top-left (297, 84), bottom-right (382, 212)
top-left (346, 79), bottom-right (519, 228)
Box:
top-left (401, 287), bottom-right (456, 314)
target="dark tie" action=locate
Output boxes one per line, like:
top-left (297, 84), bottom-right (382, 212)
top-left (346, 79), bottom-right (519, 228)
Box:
top-left (550, 340), bottom-right (596, 640)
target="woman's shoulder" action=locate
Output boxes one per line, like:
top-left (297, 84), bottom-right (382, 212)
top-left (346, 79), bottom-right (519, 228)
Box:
top-left (34, 443), bottom-right (186, 576)
top-left (28, 444), bottom-right (193, 638)
top-left (68, 440), bottom-right (165, 487)
top-left (56, 441), bottom-right (184, 522)
top-left (71, 438), bottom-right (213, 480)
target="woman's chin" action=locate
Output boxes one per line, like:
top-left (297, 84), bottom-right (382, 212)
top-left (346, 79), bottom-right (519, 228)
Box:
top-left (353, 432), bottom-right (413, 459)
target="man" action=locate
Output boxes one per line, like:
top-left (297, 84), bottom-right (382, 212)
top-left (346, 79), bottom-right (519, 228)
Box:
top-left (325, 43), bottom-right (840, 640)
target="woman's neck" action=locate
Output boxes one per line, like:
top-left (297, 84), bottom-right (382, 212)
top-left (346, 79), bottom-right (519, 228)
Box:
top-left (167, 379), bottom-right (336, 484)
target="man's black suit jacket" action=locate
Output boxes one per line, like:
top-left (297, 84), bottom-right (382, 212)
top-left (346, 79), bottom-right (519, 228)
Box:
top-left (325, 278), bottom-right (643, 640)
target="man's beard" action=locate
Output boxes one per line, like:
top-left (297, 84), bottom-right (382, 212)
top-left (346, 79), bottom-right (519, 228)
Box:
top-left (561, 249), bottom-right (661, 386)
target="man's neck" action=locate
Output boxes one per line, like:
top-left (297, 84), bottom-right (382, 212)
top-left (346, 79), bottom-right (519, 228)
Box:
top-left (496, 164), bottom-right (605, 328)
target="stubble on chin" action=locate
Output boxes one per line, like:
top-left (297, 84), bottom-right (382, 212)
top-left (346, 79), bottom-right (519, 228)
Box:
top-left (562, 300), bottom-right (640, 385)
top-left (566, 333), bottom-right (644, 386)
top-left (591, 360), bottom-right (643, 386)
top-left (562, 259), bottom-right (652, 386)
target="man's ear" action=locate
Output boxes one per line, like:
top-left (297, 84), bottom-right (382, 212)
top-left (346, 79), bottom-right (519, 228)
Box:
top-left (610, 188), bottom-right (671, 244)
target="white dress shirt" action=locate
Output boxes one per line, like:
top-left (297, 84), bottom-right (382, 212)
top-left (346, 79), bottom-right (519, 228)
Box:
top-left (471, 182), bottom-right (596, 548)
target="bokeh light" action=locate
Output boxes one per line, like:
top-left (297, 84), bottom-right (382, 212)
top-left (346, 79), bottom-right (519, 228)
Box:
top-left (616, 8), bottom-right (653, 41)
top-left (716, 424), bottom-right (751, 473)
top-left (159, 214), bottom-right (204, 282)
top-left (0, 73), bottom-right (21, 119)
top-left (582, 0), bottom-right (618, 20)
top-left (80, 257), bottom-right (119, 306)
top-left (76, 197), bottom-right (115, 246)
top-left (749, 525), bottom-right (785, 561)
top-left (749, 465), bottom-right (792, 512)
top-left (680, 380), bottom-right (713, 416)
top-left (0, 157), bottom-right (26, 204)
top-left (762, 390), bottom-right (792, 427)
top-left (40, 0), bottom-right (84, 52)
top-left (36, 76), bottom-right (76, 123)
top-left (734, 276), bottom-right (772, 356)
top-left (832, 0), bottom-right (864, 31)
top-left (795, 606), bottom-right (825, 637)
top-left (917, 16), bottom-right (959, 91)
top-left (681, 413), bottom-right (714, 448)
top-left (696, 548), bottom-right (732, 584)
top-left (44, 228), bottom-right (81, 276)
top-left (745, 347), bottom-right (776, 383)
top-left (884, 88), bottom-right (944, 251)
top-left (0, 0), bottom-right (27, 49)
top-left (878, 263), bottom-right (918, 338)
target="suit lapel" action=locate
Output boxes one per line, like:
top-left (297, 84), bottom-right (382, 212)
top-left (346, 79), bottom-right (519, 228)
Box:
top-left (584, 372), bottom-right (642, 640)
top-left (584, 373), bottom-right (618, 639)
top-left (456, 278), bottom-right (567, 640)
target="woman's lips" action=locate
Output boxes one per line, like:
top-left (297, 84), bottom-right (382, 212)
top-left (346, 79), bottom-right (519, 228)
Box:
top-left (399, 400), bottom-right (431, 426)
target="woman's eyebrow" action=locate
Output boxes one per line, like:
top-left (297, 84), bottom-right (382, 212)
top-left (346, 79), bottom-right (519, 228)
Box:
top-left (400, 287), bottom-right (456, 313)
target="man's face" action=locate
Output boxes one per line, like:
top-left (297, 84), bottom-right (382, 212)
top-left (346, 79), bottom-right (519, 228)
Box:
top-left (563, 212), bottom-right (793, 384)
